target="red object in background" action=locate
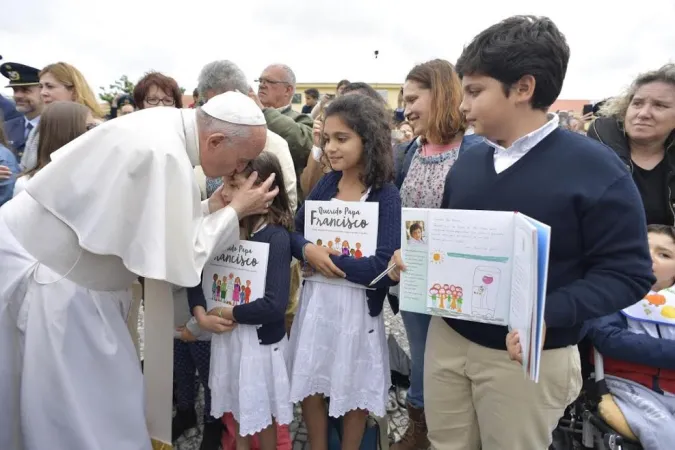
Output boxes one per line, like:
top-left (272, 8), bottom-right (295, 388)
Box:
top-left (221, 413), bottom-right (292, 450)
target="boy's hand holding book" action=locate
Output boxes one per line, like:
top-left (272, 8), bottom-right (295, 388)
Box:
top-left (506, 323), bottom-right (547, 366)
top-left (506, 331), bottom-right (523, 364)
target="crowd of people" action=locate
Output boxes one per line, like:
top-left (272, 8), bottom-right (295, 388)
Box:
top-left (0, 13), bottom-right (674, 450)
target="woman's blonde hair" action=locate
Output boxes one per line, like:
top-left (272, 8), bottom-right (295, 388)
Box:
top-left (600, 64), bottom-right (675, 120)
top-left (40, 62), bottom-right (104, 118)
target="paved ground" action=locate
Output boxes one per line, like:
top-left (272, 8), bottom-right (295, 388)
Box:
top-left (140, 302), bottom-right (411, 450)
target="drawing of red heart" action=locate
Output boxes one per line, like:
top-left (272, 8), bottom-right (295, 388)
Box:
top-left (482, 275), bottom-right (494, 285)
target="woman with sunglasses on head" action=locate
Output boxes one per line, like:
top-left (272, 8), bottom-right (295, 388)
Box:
top-left (134, 71), bottom-right (184, 110)
top-left (13, 101), bottom-right (97, 197)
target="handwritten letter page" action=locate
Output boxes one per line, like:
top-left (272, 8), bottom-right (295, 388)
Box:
top-left (425, 210), bottom-right (515, 325)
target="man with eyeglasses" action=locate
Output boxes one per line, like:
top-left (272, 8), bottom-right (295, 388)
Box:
top-left (251, 64), bottom-right (313, 201)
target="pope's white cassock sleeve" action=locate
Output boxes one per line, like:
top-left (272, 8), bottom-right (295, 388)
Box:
top-left (29, 107), bottom-right (239, 287)
top-left (22, 107), bottom-right (238, 449)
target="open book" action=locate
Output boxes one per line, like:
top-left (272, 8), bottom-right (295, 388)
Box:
top-left (400, 208), bottom-right (550, 381)
top-left (303, 200), bottom-right (379, 289)
top-left (201, 240), bottom-right (270, 311)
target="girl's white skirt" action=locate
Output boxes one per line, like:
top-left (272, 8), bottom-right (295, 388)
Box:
top-left (210, 324), bottom-right (293, 436)
top-left (287, 280), bottom-right (390, 418)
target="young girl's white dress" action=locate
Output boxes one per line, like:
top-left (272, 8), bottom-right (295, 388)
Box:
top-left (210, 324), bottom-right (293, 436)
top-left (287, 194), bottom-right (390, 418)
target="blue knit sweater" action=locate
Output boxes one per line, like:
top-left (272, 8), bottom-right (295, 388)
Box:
top-left (290, 171), bottom-right (401, 316)
top-left (441, 128), bottom-right (655, 350)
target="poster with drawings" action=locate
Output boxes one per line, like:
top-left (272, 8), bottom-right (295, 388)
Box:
top-left (399, 207), bottom-right (551, 381)
top-left (201, 240), bottom-right (270, 311)
top-left (424, 210), bottom-right (515, 324)
top-left (303, 200), bottom-right (379, 289)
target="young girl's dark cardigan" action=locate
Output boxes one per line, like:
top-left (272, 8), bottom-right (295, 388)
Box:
top-left (289, 171), bottom-right (401, 316)
top-left (187, 224), bottom-right (291, 345)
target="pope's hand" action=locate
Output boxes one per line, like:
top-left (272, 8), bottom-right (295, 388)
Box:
top-left (230, 171), bottom-right (279, 219)
top-left (0, 165), bottom-right (12, 180)
top-left (208, 184), bottom-right (228, 213)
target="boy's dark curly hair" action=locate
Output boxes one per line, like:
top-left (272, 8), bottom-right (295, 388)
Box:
top-left (322, 95), bottom-right (394, 190)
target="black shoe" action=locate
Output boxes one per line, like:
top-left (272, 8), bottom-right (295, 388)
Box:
top-left (200, 420), bottom-right (224, 450)
top-left (172, 407), bottom-right (197, 442)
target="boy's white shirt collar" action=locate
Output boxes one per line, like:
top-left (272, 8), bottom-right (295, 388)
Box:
top-left (484, 113), bottom-right (559, 173)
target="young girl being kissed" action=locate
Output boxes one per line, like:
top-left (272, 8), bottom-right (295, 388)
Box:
top-left (188, 152), bottom-right (294, 450)
top-left (288, 94), bottom-right (402, 450)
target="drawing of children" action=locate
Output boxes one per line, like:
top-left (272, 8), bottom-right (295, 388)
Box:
top-left (239, 289), bottom-right (246, 305)
top-left (335, 237), bottom-right (341, 246)
top-left (226, 274), bottom-right (234, 304)
top-left (317, 239), bottom-right (323, 247)
top-left (216, 280), bottom-right (222, 302)
top-left (448, 284), bottom-right (458, 310)
top-left (429, 284), bottom-right (441, 307)
top-left (438, 286), bottom-right (447, 309)
top-left (233, 277), bottom-right (241, 304)
top-left (342, 241), bottom-right (350, 256)
top-left (354, 242), bottom-right (363, 259)
top-left (212, 274), bottom-right (219, 300)
top-left (221, 281), bottom-right (227, 304)
top-left (245, 280), bottom-right (252, 303)
top-left (455, 286), bottom-right (464, 312)
top-left (327, 241), bottom-right (334, 250)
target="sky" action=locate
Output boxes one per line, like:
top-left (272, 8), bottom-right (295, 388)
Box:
top-left (1, 0), bottom-right (674, 101)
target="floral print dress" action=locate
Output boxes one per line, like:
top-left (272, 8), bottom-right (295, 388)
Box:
top-left (399, 144), bottom-right (460, 209)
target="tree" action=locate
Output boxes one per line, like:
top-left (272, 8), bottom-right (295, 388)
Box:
top-left (99, 75), bottom-right (135, 104)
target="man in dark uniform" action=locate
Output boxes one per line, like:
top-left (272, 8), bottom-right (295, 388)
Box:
top-left (0, 57), bottom-right (21, 123)
top-left (0, 62), bottom-right (44, 160)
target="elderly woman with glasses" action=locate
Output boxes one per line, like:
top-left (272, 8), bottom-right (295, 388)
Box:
top-left (133, 71), bottom-right (183, 110)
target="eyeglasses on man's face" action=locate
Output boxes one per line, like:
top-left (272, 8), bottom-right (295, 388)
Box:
top-left (255, 77), bottom-right (289, 87)
top-left (145, 97), bottom-right (175, 106)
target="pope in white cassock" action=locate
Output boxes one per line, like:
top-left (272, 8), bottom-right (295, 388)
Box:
top-left (0, 91), bottom-right (278, 450)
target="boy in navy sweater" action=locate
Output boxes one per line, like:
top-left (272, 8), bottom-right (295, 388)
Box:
top-left (404, 16), bottom-right (655, 450)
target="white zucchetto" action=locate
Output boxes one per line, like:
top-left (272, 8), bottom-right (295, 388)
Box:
top-left (201, 91), bottom-right (266, 126)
